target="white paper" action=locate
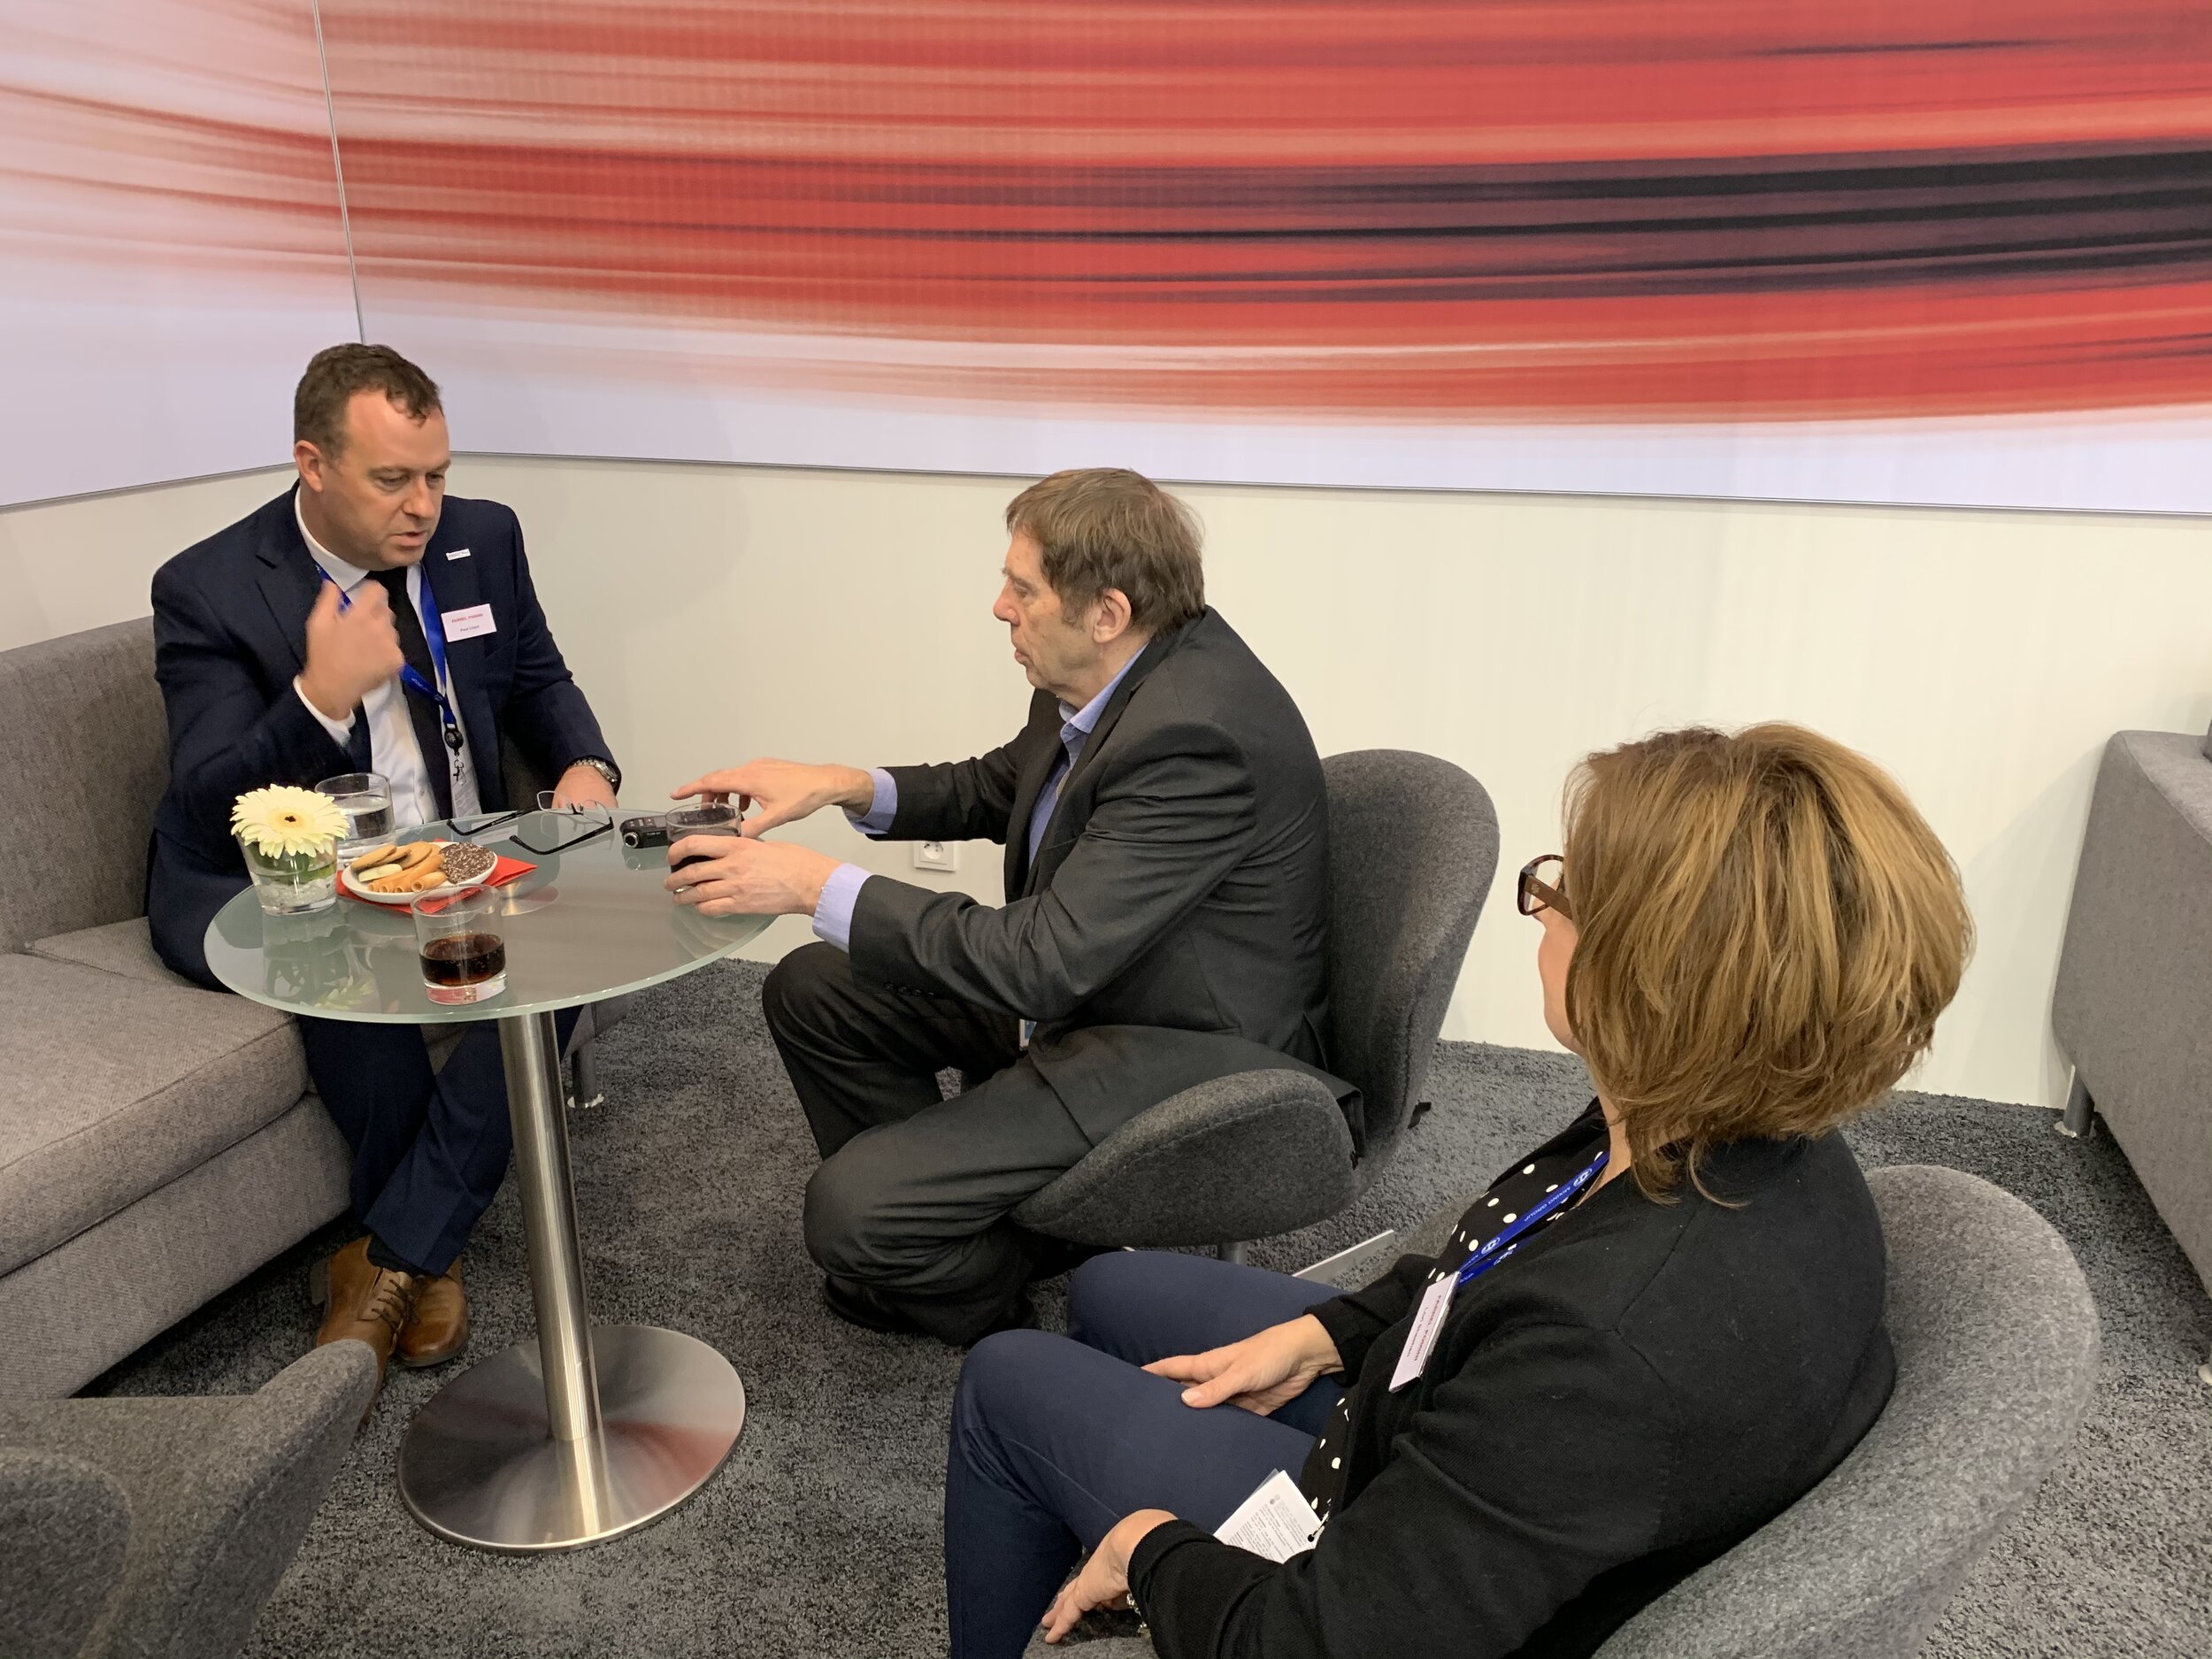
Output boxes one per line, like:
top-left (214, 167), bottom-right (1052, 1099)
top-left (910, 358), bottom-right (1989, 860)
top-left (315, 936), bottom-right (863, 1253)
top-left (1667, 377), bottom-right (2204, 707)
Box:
top-left (1390, 1272), bottom-right (1456, 1392)
top-left (441, 603), bottom-right (497, 641)
top-left (444, 546), bottom-right (472, 559)
top-left (1214, 1470), bottom-right (1323, 1563)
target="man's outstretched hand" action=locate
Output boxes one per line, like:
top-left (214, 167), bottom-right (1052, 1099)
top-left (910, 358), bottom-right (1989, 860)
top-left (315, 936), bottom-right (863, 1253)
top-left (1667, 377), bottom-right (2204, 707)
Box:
top-left (672, 759), bottom-right (875, 838)
top-left (664, 833), bottom-right (840, 918)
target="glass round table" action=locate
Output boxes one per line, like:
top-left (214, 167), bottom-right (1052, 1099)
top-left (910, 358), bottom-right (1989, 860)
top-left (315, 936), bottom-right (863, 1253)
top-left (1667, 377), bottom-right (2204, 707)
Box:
top-left (204, 809), bottom-right (771, 1554)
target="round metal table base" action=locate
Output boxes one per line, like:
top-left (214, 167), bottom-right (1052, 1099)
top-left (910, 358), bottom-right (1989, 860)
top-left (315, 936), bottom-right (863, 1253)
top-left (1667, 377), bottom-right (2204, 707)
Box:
top-left (398, 1325), bottom-right (745, 1552)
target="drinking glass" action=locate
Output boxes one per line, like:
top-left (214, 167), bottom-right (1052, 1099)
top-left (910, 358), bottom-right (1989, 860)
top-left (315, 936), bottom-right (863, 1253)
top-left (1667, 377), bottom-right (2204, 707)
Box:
top-left (665, 801), bottom-right (740, 871)
top-left (411, 886), bottom-right (508, 1006)
top-left (317, 771), bottom-right (396, 856)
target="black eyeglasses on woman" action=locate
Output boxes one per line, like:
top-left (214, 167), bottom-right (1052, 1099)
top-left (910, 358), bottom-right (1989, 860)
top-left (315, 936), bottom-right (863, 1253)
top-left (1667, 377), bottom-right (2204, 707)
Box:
top-left (1518, 854), bottom-right (1570, 920)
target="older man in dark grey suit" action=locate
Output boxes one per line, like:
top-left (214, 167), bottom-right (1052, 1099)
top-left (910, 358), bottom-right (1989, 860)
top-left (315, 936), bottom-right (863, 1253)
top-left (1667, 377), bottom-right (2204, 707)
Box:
top-left (664, 468), bottom-right (1340, 1342)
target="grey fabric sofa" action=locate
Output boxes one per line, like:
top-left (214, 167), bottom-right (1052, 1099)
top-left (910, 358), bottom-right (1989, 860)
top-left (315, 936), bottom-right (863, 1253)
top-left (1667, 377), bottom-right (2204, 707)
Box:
top-left (0, 619), bottom-right (349, 1399)
top-left (0, 1339), bottom-right (378, 1659)
top-left (0, 618), bottom-right (621, 1398)
top-left (1024, 1164), bottom-right (2100, 1659)
top-left (2051, 731), bottom-right (2212, 1378)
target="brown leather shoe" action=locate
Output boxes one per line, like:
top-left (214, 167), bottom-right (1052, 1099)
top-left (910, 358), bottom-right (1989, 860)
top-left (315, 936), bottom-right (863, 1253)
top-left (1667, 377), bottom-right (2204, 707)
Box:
top-left (309, 1237), bottom-right (421, 1395)
top-left (396, 1264), bottom-right (469, 1369)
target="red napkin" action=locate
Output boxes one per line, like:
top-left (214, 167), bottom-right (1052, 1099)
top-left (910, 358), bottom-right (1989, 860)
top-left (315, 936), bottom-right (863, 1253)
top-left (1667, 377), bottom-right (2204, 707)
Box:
top-left (484, 854), bottom-right (536, 888)
top-left (346, 854), bottom-right (536, 908)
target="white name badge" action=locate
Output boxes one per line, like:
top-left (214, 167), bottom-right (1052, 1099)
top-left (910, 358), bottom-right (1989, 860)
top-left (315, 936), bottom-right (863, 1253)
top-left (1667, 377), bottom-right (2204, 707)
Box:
top-left (1390, 1272), bottom-right (1457, 1391)
top-left (442, 603), bottom-right (496, 641)
top-left (1215, 1470), bottom-right (1323, 1563)
top-left (444, 546), bottom-right (472, 559)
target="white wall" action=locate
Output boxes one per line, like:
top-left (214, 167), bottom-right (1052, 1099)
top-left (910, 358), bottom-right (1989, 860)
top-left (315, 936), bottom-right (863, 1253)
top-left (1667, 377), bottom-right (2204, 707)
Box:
top-left (0, 467), bottom-right (296, 652)
top-left (7, 457), bottom-right (2208, 1107)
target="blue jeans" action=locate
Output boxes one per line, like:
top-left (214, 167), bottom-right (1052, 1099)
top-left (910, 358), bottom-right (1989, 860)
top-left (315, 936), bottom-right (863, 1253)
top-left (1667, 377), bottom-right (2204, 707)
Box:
top-left (945, 1251), bottom-right (1345, 1659)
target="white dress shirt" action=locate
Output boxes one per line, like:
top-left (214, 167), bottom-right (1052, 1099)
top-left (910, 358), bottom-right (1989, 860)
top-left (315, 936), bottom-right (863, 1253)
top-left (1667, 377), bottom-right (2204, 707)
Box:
top-left (292, 495), bottom-right (482, 828)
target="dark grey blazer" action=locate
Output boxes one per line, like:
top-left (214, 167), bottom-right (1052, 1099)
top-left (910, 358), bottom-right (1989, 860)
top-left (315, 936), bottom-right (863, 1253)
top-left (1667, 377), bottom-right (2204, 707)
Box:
top-left (848, 608), bottom-right (1345, 1141)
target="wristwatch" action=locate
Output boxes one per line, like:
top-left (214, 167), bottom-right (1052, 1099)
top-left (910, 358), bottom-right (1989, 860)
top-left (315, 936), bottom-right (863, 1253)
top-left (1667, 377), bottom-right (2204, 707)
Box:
top-left (568, 755), bottom-right (621, 793)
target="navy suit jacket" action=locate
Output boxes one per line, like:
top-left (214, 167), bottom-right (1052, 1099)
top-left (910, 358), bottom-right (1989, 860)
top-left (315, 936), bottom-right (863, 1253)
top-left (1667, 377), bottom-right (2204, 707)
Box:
top-left (146, 486), bottom-right (614, 986)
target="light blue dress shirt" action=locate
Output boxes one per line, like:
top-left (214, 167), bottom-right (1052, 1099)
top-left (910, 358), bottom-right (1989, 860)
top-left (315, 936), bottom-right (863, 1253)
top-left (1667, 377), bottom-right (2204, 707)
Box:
top-left (810, 654), bottom-right (1141, 954)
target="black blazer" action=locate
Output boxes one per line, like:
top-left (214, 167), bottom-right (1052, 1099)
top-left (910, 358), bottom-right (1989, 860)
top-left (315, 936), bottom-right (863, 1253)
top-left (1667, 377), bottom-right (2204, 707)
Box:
top-left (145, 487), bottom-right (614, 987)
top-left (1128, 1120), bottom-right (1896, 1659)
top-left (849, 608), bottom-right (1344, 1141)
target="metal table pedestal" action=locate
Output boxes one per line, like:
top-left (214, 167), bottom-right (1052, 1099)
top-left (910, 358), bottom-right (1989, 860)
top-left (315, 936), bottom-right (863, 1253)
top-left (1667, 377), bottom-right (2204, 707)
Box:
top-left (397, 1010), bottom-right (746, 1551)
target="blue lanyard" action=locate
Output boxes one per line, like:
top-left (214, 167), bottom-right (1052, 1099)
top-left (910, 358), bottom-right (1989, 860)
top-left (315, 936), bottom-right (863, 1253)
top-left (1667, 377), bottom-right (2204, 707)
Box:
top-left (1455, 1145), bottom-right (1610, 1288)
top-left (316, 565), bottom-right (463, 752)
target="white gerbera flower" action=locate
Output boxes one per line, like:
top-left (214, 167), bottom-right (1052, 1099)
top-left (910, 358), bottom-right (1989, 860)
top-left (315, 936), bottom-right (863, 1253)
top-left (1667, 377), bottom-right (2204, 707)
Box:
top-left (231, 786), bottom-right (348, 859)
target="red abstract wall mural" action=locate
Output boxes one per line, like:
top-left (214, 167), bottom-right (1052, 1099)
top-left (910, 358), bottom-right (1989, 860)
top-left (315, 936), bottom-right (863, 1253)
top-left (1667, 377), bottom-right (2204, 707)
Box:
top-left (5, 0), bottom-right (2208, 508)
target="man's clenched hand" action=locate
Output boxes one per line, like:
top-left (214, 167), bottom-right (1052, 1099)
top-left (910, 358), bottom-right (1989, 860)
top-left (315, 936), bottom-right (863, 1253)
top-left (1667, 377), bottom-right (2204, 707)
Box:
top-left (298, 579), bottom-right (404, 722)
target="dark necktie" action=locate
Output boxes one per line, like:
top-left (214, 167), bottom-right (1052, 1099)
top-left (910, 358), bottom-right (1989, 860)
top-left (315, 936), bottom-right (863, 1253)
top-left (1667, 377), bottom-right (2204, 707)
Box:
top-left (370, 567), bottom-right (454, 820)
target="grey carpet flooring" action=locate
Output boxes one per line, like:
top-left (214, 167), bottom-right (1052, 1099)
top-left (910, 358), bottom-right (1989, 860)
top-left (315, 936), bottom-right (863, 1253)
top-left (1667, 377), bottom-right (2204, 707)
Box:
top-left (90, 960), bottom-right (2212, 1658)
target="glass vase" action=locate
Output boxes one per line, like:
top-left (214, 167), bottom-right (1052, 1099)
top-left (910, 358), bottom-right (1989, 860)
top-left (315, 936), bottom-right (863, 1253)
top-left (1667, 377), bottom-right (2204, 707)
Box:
top-left (239, 834), bottom-right (339, 916)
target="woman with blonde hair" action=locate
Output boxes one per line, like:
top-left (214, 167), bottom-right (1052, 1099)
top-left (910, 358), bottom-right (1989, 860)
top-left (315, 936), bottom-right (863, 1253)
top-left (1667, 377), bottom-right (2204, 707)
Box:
top-left (942, 723), bottom-right (1974, 1659)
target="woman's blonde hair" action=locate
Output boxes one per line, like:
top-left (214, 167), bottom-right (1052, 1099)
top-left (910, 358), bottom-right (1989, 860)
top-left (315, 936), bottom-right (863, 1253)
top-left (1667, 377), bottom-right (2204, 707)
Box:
top-left (1560, 723), bottom-right (1972, 1199)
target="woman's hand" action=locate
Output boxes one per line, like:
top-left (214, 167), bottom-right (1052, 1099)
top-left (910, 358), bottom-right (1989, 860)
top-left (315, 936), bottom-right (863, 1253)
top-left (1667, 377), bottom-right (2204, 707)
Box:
top-left (1041, 1509), bottom-right (1176, 1643)
top-left (1143, 1314), bottom-right (1342, 1416)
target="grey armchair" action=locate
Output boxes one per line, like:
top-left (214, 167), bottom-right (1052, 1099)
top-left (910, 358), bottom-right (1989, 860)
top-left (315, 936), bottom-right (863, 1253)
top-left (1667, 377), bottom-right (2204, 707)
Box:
top-left (1025, 1164), bottom-right (2100, 1659)
top-left (0, 1449), bottom-right (130, 1659)
top-left (1013, 749), bottom-right (1499, 1255)
top-left (1596, 1164), bottom-right (2098, 1658)
top-left (0, 1340), bottom-right (378, 1659)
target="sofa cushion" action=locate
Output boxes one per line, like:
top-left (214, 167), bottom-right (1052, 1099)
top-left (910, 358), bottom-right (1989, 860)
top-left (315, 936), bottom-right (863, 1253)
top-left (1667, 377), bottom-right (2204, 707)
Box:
top-left (27, 918), bottom-right (195, 990)
top-left (0, 619), bottom-right (167, 954)
top-left (0, 955), bottom-right (306, 1276)
top-left (29, 915), bottom-right (472, 1075)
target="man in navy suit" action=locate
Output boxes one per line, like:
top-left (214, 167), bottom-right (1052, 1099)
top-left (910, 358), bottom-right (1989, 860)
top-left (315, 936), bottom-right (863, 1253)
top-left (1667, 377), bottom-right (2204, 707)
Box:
top-left (147, 343), bottom-right (620, 1394)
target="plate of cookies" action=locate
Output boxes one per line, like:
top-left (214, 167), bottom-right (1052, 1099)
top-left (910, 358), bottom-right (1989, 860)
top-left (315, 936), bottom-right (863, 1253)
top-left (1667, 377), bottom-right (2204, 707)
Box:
top-left (341, 839), bottom-right (502, 904)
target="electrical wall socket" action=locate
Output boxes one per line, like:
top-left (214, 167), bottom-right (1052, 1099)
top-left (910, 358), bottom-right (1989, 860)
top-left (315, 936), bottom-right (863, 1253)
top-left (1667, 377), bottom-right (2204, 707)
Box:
top-left (913, 840), bottom-right (959, 872)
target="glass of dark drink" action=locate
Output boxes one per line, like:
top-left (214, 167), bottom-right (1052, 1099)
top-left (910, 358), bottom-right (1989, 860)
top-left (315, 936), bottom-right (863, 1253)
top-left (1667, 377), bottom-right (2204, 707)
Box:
top-left (411, 885), bottom-right (508, 1006)
top-left (665, 802), bottom-right (741, 872)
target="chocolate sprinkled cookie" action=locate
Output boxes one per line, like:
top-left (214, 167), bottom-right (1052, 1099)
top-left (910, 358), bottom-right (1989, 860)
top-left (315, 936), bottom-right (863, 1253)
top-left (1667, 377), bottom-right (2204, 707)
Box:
top-left (441, 842), bottom-right (496, 885)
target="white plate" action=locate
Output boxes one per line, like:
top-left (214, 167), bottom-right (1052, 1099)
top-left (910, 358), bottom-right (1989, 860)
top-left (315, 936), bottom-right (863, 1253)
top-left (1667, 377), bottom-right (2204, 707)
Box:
top-left (342, 844), bottom-right (467, 906)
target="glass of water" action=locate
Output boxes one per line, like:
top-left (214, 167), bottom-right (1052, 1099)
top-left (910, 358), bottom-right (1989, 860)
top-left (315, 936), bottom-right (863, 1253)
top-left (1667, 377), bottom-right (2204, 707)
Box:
top-left (316, 771), bottom-right (396, 856)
